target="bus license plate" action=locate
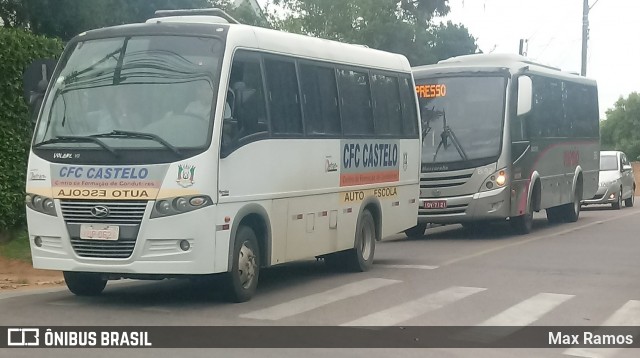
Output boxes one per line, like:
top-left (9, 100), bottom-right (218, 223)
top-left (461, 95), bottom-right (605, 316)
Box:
top-left (424, 200), bottom-right (447, 209)
top-left (80, 224), bottom-right (119, 241)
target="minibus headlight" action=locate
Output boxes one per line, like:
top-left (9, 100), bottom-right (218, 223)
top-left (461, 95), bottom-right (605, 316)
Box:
top-left (151, 195), bottom-right (212, 218)
top-left (174, 197), bottom-right (189, 211)
top-left (32, 195), bottom-right (43, 208)
top-left (481, 168), bottom-right (508, 192)
top-left (25, 193), bottom-right (57, 217)
top-left (157, 200), bottom-right (172, 214)
top-left (495, 170), bottom-right (507, 186)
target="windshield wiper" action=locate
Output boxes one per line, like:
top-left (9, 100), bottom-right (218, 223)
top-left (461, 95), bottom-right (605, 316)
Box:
top-left (91, 130), bottom-right (182, 156)
top-left (432, 110), bottom-right (468, 162)
top-left (33, 135), bottom-right (118, 156)
top-left (421, 106), bottom-right (439, 144)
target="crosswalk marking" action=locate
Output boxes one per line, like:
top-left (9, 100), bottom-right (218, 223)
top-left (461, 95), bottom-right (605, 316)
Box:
top-left (478, 292), bottom-right (574, 326)
top-left (454, 292), bottom-right (574, 344)
top-left (340, 286), bottom-right (486, 326)
top-left (240, 278), bottom-right (400, 321)
top-left (564, 300), bottom-right (640, 358)
top-left (376, 264), bottom-right (439, 270)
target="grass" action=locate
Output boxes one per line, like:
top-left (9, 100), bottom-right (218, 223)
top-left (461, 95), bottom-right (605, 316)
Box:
top-left (0, 229), bottom-right (32, 262)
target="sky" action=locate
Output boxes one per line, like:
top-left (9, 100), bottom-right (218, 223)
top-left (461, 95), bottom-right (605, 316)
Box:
top-left (440, 0), bottom-right (640, 118)
top-left (257, 0), bottom-right (639, 119)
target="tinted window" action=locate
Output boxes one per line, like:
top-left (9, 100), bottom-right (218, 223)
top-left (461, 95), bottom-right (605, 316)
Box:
top-left (222, 52), bottom-right (268, 148)
top-left (299, 63), bottom-right (341, 135)
top-left (265, 59), bottom-right (303, 134)
top-left (399, 75), bottom-right (419, 137)
top-left (529, 76), bottom-right (564, 138)
top-left (566, 83), bottom-right (599, 138)
top-left (371, 73), bottom-right (403, 136)
top-left (337, 69), bottom-right (374, 135)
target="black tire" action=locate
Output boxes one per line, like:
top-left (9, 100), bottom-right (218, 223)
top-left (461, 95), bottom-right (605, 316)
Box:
top-left (612, 188), bottom-right (622, 210)
top-left (546, 206), bottom-right (564, 224)
top-left (346, 210), bottom-right (376, 272)
top-left (561, 186), bottom-right (581, 222)
top-left (63, 271), bottom-right (107, 296)
top-left (224, 226), bottom-right (260, 303)
top-left (511, 198), bottom-right (533, 235)
top-left (624, 192), bottom-right (634, 207)
top-left (404, 223), bottom-right (427, 238)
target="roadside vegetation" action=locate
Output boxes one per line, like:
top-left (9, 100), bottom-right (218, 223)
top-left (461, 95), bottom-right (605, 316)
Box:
top-left (0, 229), bottom-right (30, 262)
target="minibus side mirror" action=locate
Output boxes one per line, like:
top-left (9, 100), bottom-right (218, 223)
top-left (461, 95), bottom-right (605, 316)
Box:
top-left (23, 59), bottom-right (57, 123)
top-left (517, 75), bottom-right (533, 117)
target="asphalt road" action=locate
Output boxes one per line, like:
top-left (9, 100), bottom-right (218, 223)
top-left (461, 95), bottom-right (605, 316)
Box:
top-left (2, 201), bottom-right (639, 358)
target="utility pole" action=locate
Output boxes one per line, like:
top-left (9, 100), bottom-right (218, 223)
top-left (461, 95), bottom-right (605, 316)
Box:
top-left (519, 39), bottom-right (528, 56)
top-left (581, 0), bottom-right (589, 76)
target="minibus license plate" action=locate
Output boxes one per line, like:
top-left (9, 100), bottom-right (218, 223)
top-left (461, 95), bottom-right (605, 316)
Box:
top-left (80, 224), bottom-right (119, 241)
top-left (424, 200), bottom-right (447, 209)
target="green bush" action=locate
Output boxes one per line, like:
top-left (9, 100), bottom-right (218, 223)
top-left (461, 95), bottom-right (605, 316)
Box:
top-left (0, 28), bottom-right (63, 232)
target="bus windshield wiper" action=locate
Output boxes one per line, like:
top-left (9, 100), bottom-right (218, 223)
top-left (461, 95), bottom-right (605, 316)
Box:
top-left (33, 135), bottom-right (118, 156)
top-left (432, 110), bottom-right (468, 162)
top-left (91, 130), bottom-right (182, 156)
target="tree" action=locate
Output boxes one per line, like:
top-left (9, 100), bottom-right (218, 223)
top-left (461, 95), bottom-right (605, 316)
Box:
top-left (600, 92), bottom-right (640, 161)
top-left (0, 0), bottom-right (268, 41)
top-left (270, 0), bottom-right (478, 66)
top-left (0, 0), bottom-right (29, 28)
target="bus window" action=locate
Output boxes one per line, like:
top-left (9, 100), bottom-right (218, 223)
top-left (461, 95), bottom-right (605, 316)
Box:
top-left (299, 63), bottom-right (341, 135)
top-left (223, 53), bottom-right (268, 148)
top-left (371, 73), bottom-right (403, 136)
top-left (264, 58), bottom-right (303, 135)
top-left (399, 75), bottom-right (419, 137)
top-left (337, 68), bottom-right (374, 135)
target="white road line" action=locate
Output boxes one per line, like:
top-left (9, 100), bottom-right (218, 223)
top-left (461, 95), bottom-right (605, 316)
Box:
top-left (479, 293), bottom-right (574, 326)
top-left (240, 278), bottom-right (401, 321)
top-left (564, 300), bottom-right (640, 358)
top-left (454, 293), bottom-right (574, 344)
top-left (440, 209), bottom-right (640, 267)
top-left (376, 264), bottom-right (439, 270)
top-left (340, 286), bottom-right (486, 326)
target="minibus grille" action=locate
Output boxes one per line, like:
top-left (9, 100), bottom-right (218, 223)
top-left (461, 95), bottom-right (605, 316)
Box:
top-left (420, 173), bottom-right (473, 189)
top-left (60, 200), bottom-right (147, 225)
top-left (60, 200), bottom-right (147, 259)
top-left (69, 238), bottom-right (136, 259)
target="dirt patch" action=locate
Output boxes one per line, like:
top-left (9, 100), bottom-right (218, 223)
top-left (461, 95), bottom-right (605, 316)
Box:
top-left (0, 257), bottom-right (64, 291)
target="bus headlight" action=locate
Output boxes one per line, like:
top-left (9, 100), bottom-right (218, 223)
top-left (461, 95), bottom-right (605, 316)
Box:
top-left (151, 195), bottom-right (212, 218)
top-left (481, 169), bottom-right (508, 192)
top-left (495, 171), bottom-right (507, 186)
top-left (25, 193), bottom-right (57, 217)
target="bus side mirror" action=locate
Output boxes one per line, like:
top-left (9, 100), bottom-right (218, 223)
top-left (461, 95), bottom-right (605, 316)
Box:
top-left (23, 59), bottom-right (57, 123)
top-left (517, 75), bottom-right (533, 116)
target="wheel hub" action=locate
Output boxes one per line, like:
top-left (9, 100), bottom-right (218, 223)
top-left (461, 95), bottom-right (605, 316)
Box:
top-left (238, 242), bottom-right (257, 289)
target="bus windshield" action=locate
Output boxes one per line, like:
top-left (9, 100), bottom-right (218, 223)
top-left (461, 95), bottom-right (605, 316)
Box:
top-left (416, 76), bottom-right (506, 164)
top-left (33, 35), bottom-right (223, 150)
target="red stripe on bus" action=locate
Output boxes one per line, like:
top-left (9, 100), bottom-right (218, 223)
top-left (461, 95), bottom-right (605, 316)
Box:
top-left (340, 170), bottom-right (399, 187)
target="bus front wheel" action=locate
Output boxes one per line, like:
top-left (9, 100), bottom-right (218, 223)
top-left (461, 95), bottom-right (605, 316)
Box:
top-left (224, 226), bottom-right (260, 303)
top-left (63, 271), bottom-right (107, 296)
top-left (511, 200), bottom-right (533, 235)
top-left (346, 209), bottom-right (376, 272)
